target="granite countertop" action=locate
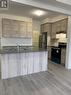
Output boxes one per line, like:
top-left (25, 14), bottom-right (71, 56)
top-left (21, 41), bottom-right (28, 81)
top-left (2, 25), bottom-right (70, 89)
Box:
top-left (0, 46), bottom-right (47, 54)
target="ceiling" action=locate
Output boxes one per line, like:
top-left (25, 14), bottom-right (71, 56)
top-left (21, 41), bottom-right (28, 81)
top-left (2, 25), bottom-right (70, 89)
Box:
top-left (10, 0), bottom-right (71, 15)
top-left (28, 0), bottom-right (71, 9)
top-left (34, 0), bottom-right (71, 12)
top-left (0, 1), bottom-right (63, 21)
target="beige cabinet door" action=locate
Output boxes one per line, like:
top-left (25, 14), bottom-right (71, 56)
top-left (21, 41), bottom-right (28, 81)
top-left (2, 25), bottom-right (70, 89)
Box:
top-left (61, 48), bottom-right (66, 65)
top-left (11, 20), bottom-right (19, 37)
top-left (47, 24), bottom-right (51, 32)
top-left (56, 21), bottom-right (61, 33)
top-left (2, 19), bottom-right (33, 38)
top-left (2, 19), bottom-right (19, 37)
top-left (2, 19), bottom-right (12, 37)
top-left (41, 23), bottom-right (51, 33)
top-left (44, 23), bottom-right (51, 32)
top-left (51, 23), bottom-right (56, 38)
top-left (19, 21), bottom-right (27, 37)
top-left (44, 24), bottom-right (49, 32)
top-left (48, 47), bottom-right (51, 59)
top-left (2, 19), bottom-right (10, 25)
top-left (27, 22), bottom-right (32, 37)
top-left (60, 19), bottom-right (67, 32)
top-left (2, 24), bottom-right (11, 37)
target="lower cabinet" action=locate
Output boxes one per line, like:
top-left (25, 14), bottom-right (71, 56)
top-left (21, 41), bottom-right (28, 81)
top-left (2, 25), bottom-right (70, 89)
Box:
top-left (48, 47), bottom-right (51, 59)
top-left (1, 54), bottom-right (9, 79)
top-left (27, 52), bottom-right (33, 74)
top-left (21, 53), bottom-right (28, 75)
top-left (33, 52), bottom-right (40, 73)
top-left (8, 54), bottom-right (18, 78)
top-left (39, 52), bottom-right (48, 71)
top-left (61, 48), bottom-right (66, 65)
top-left (1, 51), bottom-right (48, 79)
top-left (20, 53), bottom-right (34, 75)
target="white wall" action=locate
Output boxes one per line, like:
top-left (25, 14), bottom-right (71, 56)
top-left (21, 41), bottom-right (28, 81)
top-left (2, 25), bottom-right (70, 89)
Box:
top-left (32, 20), bottom-right (41, 46)
top-left (66, 16), bottom-right (71, 69)
top-left (0, 13), bottom-right (32, 22)
top-left (0, 13), bottom-right (33, 46)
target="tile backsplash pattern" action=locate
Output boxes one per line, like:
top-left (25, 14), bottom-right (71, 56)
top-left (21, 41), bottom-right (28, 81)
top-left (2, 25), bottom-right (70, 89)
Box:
top-left (1, 38), bottom-right (32, 46)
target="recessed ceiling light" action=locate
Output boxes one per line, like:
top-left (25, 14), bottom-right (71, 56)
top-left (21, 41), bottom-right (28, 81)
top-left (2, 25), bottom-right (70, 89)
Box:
top-left (32, 10), bottom-right (46, 16)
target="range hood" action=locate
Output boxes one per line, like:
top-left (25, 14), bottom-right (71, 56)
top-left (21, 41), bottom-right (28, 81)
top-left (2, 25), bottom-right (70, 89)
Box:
top-left (56, 31), bottom-right (66, 34)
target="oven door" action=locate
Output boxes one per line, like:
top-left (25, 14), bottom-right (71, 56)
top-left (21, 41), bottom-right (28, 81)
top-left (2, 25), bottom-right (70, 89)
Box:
top-left (51, 47), bottom-right (61, 64)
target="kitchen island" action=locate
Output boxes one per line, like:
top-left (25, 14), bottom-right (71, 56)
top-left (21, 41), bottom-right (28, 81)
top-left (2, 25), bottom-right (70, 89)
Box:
top-left (0, 47), bottom-right (48, 79)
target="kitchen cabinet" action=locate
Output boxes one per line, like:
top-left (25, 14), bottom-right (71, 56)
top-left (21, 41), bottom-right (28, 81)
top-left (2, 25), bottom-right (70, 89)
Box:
top-left (60, 19), bottom-right (67, 33)
top-left (33, 52), bottom-right (40, 73)
top-left (51, 19), bottom-right (68, 38)
top-left (11, 20), bottom-right (20, 37)
top-left (2, 18), bottom-right (32, 38)
top-left (44, 23), bottom-right (51, 32)
top-left (61, 48), bottom-right (66, 65)
top-left (41, 23), bottom-right (51, 32)
top-left (56, 21), bottom-right (61, 32)
top-left (27, 52), bottom-right (33, 74)
top-left (56, 19), bottom-right (67, 33)
top-left (19, 21), bottom-right (27, 37)
top-left (2, 19), bottom-right (19, 37)
top-left (40, 52), bottom-right (47, 71)
top-left (27, 22), bottom-right (32, 37)
top-left (20, 53), bottom-right (28, 75)
top-left (1, 51), bottom-right (48, 79)
top-left (8, 54), bottom-right (18, 78)
top-left (48, 47), bottom-right (51, 59)
top-left (51, 23), bottom-right (57, 38)
top-left (2, 19), bottom-right (11, 37)
top-left (1, 54), bottom-right (9, 79)
top-left (1, 54), bottom-right (18, 79)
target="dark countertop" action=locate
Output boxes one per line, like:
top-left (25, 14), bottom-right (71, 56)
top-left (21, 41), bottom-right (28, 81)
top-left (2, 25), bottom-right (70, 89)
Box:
top-left (0, 46), bottom-right (47, 54)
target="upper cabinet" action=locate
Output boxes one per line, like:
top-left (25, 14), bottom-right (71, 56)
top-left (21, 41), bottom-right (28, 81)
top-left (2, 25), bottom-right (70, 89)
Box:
top-left (41, 19), bottom-right (68, 39)
top-left (56, 21), bottom-right (61, 33)
top-left (27, 22), bottom-right (33, 38)
top-left (19, 21), bottom-right (27, 37)
top-left (51, 23), bottom-right (57, 39)
top-left (41, 23), bottom-right (51, 32)
top-left (2, 19), bottom-right (32, 38)
top-left (51, 19), bottom-right (68, 38)
top-left (56, 19), bottom-right (68, 33)
top-left (60, 19), bottom-right (67, 33)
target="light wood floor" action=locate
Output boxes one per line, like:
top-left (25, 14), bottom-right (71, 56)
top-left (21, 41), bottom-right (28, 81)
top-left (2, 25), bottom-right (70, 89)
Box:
top-left (1, 61), bottom-right (71, 95)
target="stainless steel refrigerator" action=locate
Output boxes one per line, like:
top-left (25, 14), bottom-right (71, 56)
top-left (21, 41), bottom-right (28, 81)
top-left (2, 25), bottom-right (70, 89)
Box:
top-left (39, 32), bottom-right (47, 49)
